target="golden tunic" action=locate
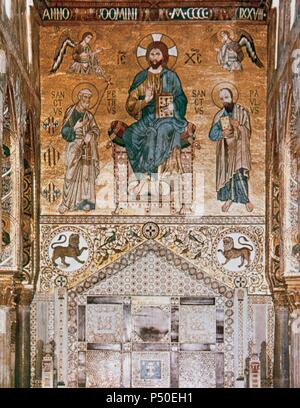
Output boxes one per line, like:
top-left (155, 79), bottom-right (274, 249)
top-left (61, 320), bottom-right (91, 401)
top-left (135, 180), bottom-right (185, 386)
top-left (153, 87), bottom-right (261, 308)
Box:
top-left (126, 71), bottom-right (162, 120)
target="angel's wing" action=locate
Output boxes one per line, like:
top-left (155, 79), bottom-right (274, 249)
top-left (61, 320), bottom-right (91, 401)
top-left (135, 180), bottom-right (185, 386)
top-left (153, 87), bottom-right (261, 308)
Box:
top-left (50, 34), bottom-right (76, 74)
top-left (238, 31), bottom-right (264, 68)
top-left (210, 32), bottom-right (219, 46)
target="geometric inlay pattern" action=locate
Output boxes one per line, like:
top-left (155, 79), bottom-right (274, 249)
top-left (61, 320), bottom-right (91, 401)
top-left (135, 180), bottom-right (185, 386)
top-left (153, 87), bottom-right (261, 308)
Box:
top-left (179, 352), bottom-right (216, 388)
top-left (86, 351), bottom-right (122, 388)
top-left (179, 305), bottom-right (216, 343)
top-left (86, 304), bottom-right (123, 343)
top-left (88, 251), bottom-right (216, 298)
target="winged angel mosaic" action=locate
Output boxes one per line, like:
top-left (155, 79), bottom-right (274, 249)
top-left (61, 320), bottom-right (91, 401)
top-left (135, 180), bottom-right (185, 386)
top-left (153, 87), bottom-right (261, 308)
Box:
top-left (214, 30), bottom-right (264, 72)
top-left (49, 30), bottom-right (111, 83)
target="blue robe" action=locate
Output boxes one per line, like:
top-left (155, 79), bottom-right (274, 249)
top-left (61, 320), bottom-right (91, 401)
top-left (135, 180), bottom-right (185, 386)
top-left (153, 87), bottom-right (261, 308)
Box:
top-left (123, 68), bottom-right (188, 176)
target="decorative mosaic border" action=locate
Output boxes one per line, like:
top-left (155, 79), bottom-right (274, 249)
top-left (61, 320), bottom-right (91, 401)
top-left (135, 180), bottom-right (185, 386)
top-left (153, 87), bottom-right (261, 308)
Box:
top-left (39, 222), bottom-right (268, 295)
top-left (40, 215), bottom-right (265, 225)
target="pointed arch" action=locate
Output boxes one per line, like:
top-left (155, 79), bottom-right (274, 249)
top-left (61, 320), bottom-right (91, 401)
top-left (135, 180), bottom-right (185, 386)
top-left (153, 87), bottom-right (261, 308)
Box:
top-left (0, 83), bottom-right (20, 270)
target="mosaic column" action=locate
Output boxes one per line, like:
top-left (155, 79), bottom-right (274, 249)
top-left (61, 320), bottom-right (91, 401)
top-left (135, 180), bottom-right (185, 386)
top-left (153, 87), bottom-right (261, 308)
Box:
top-left (30, 293), bottom-right (55, 388)
top-left (0, 58), bottom-right (15, 388)
top-left (0, 305), bottom-right (11, 387)
top-left (287, 282), bottom-right (300, 388)
top-left (0, 278), bottom-right (16, 388)
top-left (54, 287), bottom-right (68, 387)
top-left (291, 66), bottom-right (300, 390)
top-left (273, 86), bottom-right (298, 388)
top-left (280, 90), bottom-right (299, 279)
top-left (122, 297), bottom-right (131, 388)
top-left (0, 50), bottom-right (7, 244)
top-left (234, 288), bottom-right (247, 388)
top-left (290, 308), bottom-right (300, 388)
top-left (15, 287), bottom-right (33, 388)
top-left (273, 292), bottom-right (289, 388)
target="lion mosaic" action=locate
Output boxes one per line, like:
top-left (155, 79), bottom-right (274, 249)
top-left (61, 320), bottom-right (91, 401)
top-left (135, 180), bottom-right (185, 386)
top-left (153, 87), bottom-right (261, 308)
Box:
top-left (51, 233), bottom-right (88, 267)
top-left (218, 236), bottom-right (254, 268)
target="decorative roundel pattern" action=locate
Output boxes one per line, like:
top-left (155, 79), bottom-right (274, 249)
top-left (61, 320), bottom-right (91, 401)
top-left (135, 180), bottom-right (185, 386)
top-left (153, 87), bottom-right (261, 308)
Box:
top-left (55, 275), bottom-right (68, 287)
top-left (234, 276), bottom-right (247, 288)
top-left (142, 222), bottom-right (160, 240)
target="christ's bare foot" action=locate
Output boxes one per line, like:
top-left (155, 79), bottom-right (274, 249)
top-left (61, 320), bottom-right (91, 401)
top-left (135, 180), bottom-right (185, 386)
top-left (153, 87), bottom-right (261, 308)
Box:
top-left (246, 202), bottom-right (254, 212)
top-left (221, 200), bottom-right (233, 212)
top-left (130, 181), bottom-right (142, 195)
top-left (132, 178), bottom-right (150, 197)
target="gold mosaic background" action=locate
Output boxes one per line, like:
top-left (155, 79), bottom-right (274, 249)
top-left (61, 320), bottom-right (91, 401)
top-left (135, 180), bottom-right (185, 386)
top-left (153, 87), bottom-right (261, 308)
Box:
top-left (40, 22), bottom-right (267, 216)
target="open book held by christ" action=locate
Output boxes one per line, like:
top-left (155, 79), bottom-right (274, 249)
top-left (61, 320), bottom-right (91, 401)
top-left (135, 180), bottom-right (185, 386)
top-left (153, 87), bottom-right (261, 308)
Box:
top-left (156, 93), bottom-right (174, 118)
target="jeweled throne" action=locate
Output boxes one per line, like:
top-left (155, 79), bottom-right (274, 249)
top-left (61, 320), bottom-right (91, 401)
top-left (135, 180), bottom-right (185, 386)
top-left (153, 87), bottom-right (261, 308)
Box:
top-left (108, 121), bottom-right (197, 215)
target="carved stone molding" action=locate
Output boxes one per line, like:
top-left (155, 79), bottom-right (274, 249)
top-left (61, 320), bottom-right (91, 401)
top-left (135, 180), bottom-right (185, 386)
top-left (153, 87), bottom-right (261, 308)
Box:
top-left (286, 277), bottom-right (300, 313)
top-left (0, 278), bottom-right (17, 307)
top-left (288, 292), bottom-right (300, 314)
top-left (18, 286), bottom-right (34, 307)
top-left (0, 279), bottom-right (34, 307)
top-left (273, 290), bottom-right (289, 309)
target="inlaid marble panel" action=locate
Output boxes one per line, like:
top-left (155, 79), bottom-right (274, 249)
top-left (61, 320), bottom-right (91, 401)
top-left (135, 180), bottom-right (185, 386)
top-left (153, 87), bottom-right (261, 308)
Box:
top-left (86, 351), bottom-right (122, 388)
top-left (179, 305), bottom-right (216, 343)
top-left (86, 304), bottom-right (123, 343)
top-left (179, 352), bottom-right (216, 388)
top-left (132, 351), bottom-right (170, 388)
top-left (132, 302), bottom-right (171, 343)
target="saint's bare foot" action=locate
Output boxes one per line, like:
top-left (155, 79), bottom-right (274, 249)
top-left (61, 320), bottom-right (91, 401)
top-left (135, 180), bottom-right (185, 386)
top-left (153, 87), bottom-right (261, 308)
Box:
top-left (246, 202), bottom-right (254, 212)
top-left (221, 200), bottom-right (233, 212)
top-left (58, 205), bottom-right (67, 214)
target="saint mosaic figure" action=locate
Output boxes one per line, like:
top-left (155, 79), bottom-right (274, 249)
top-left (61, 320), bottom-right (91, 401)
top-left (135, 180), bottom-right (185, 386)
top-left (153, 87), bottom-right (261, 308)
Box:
top-left (209, 84), bottom-right (254, 213)
top-left (216, 30), bottom-right (264, 72)
top-left (50, 31), bottom-right (110, 83)
top-left (58, 88), bottom-right (100, 214)
top-left (108, 35), bottom-right (196, 195)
